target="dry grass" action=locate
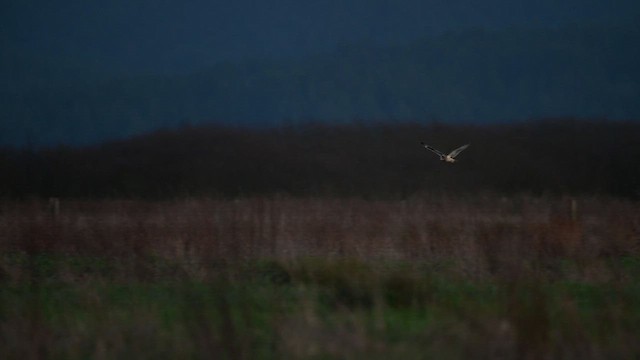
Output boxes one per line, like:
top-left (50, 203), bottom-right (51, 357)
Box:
top-left (1, 194), bottom-right (639, 359)
top-left (1, 195), bottom-right (637, 280)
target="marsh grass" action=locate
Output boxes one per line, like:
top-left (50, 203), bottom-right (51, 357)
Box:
top-left (1, 195), bottom-right (639, 358)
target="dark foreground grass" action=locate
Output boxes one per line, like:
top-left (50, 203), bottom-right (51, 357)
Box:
top-left (1, 195), bottom-right (639, 359)
top-left (2, 258), bottom-right (640, 359)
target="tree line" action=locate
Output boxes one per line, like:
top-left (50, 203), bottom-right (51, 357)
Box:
top-left (1, 119), bottom-right (638, 199)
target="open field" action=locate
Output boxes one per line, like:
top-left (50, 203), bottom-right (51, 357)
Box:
top-left (1, 195), bottom-right (639, 359)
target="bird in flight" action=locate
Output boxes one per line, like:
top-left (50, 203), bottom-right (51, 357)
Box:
top-left (421, 142), bottom-right (470, 163)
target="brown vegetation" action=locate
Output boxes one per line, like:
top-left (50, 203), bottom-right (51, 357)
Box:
top-left (2, 195), bottom-right (638, 282)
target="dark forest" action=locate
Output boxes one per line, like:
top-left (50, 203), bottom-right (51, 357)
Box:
top-left (2, 118), bottom-right (638, 199)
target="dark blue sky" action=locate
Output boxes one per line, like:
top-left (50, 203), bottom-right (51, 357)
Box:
top-left (4, 0), bottom-right (639, 74)
top-left (2, 0), bottom-right (640, 146)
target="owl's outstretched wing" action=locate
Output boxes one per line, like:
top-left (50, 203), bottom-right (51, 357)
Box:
top-left (421, 142), bottom-right (445, 158)
top-left (448, 144), bottom-right (470, 158)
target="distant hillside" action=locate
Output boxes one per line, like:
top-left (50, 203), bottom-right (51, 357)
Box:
top-left (2, 120), bottom-right (639, 199)
top-left (1, 24), bottom-right (639, 146)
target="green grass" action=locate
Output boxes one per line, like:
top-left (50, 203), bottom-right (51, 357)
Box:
top-left (2, 255), bottom-right (640, 359)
